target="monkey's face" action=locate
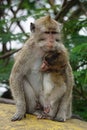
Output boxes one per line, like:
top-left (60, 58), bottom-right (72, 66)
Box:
top-left (30, 16), bottom-right (61, 51)
top-left (41, 50), bottom-right (67, 72)
top-left (44, 51), bottom-right (59, 66)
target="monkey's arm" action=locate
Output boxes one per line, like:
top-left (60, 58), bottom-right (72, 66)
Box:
top-left (10, 45), bottom-right (33, 121)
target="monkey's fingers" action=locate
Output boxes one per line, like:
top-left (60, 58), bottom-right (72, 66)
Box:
top-left (44, 106), bottom-right (50, 114)
top-left (41, 63), bottom-right (49, 72)
top-left (37, 114), bottom-right (48, 119)
top-left (11, 113), bottom-right (26, 121)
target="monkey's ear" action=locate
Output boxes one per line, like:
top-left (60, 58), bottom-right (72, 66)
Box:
top-left (30, 23), bottom-right (35, 32)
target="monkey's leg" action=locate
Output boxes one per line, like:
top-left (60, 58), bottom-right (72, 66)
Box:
top-left (11, 84), bottom-right (26, 121)
top-left (11, 78), bottom-right (37, 121)
top-left (55, 67), bottom-right (73, 122)
top-left (55, 93), bottom-right (72, 122)
top-left (23, 79), bottom-right (37, 114)
top-left (66, 98), bottom-right (72, 119)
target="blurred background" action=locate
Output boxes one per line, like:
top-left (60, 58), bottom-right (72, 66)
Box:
top-left (0, 0), bottom-right (87, 121)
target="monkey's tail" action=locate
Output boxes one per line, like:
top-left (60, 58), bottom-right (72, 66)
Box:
top-left (72, 114), bottom-right (83, 120)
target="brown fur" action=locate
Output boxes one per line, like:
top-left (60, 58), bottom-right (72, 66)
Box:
top-left (10, 16), bottom-right (74, 122)
top-left (39, 46), bottom-right (74, 121)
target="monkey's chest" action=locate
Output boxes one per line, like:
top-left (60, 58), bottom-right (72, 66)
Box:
top-left (28, 58), bottom-right (43, 96)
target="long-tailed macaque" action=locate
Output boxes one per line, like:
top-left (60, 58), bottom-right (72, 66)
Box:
top-left (39, 46), bottom-right (73, 121)
top-left (10, 15), bottom-right (74, 122)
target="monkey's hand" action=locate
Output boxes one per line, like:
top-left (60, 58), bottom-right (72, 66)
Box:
top-left (11, 111), bottom-right (26, 121)
top-left (40, 61), bottom-right (50, 72)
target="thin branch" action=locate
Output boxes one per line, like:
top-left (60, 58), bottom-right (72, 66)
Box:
top-left (0, 98), bottom-right (15, 104)
top-left (55, 0), bottom-right (79, 21)
top-left (78, 1), bottom-right (87, 16)
top-left (11, 8), bottom-right (29, 37)
top-left (69, 7), bottom-right (81, 19)
top-left (0, 49), bottom-right (21, 59)
top-left (48, 0), bottom-right (55, 6)
top-left (15, 0), bottom-right (24, 14)
top-left (62, 0), bottom-right (67, 8)
top-left (48, 0), bottom-right (57, 15)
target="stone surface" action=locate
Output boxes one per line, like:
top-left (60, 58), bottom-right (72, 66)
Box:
top-left (0, 103), bottom-right (87, 130)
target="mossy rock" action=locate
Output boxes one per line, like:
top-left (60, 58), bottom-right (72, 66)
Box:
top-left (0, 103), bottom-right (87, 130)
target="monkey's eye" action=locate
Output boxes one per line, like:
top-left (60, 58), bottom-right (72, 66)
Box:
top-left (44, 31), bottom-right (50, 34)
top-left (39, 38), bottom-right (45, 41)
top-left (51, 31), bottom-right (58, 34)
top-left (44, 31), bottom-right (58, 34)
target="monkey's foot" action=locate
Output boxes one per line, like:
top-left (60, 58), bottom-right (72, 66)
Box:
top-left (53, 118), bottom-right (66, 122)
top-left (11, 113), bottom-right (26, 121)
top-left (54, 114), bottom-right (66, 122)
top-left (37, 113), bottom-right (51, 119)
top-left (37, 114), bottom-right (46, 119)
top-left (54, 111), bottom-right (66, 122)
top-left (34, 110), bottom-right (49, 119)
top-left (36, 111), bottom-right (50, 119)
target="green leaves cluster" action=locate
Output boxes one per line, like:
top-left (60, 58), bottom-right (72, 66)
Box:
top-left (0, 59), bottom-right (14, 83)
top-left (63, 18), bottom-right (87, 120)
top-left (63, 18), bottom-right (87, 97)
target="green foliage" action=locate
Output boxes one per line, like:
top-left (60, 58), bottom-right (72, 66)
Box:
top-left (73, 99), bottom-right (87, 121)
top-left (63, 18), bottom-right (87, 120)
top-left (0, 59), bottom-right (14, 82)
top-left (70, 43), bottom-right (87, 67)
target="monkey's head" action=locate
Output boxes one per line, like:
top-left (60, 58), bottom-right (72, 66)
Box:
top-left (30, 16), bottom-right (62, 51)
top-left (30, 15), bottom-right (60, 33)
top-left (41, 49), bottom-right (68, 72)
top-left (44, 51), bottom-right (59, 66)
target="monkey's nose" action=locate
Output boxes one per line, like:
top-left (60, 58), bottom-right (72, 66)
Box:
top-left (47, 42), bottom-right (53, 48)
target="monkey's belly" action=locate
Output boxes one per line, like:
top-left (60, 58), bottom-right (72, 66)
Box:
top-left (24, 70), bottom-right (43, 113)
top-left (40, 73), bottom-right (67, 117)
top-left (29, 70), bottom-right (43, 97)
top-left (43, 73), bottom-right (54, 95)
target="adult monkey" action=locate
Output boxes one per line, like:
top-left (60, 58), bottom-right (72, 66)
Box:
top-left (10, 15), bottom-right (74, 122)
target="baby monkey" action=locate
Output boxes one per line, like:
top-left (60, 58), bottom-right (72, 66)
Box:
top-left (39, 46), bottom-right (73, 121)
top-left (41, 50), bottom-right (67, 72)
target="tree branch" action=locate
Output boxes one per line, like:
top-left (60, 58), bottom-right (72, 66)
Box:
top-left (0, 49), bottom-right (21, 59)
top-left (10, 6), bottom-right (29, 37)
top-left (0, 98), bottom-right (15, 104)
top-left (78, 1), bottom-right (87, 16)
top-left (48, 0), bottom-right (58, 15)
top-left (55, 0), bottom-right (79, 22)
